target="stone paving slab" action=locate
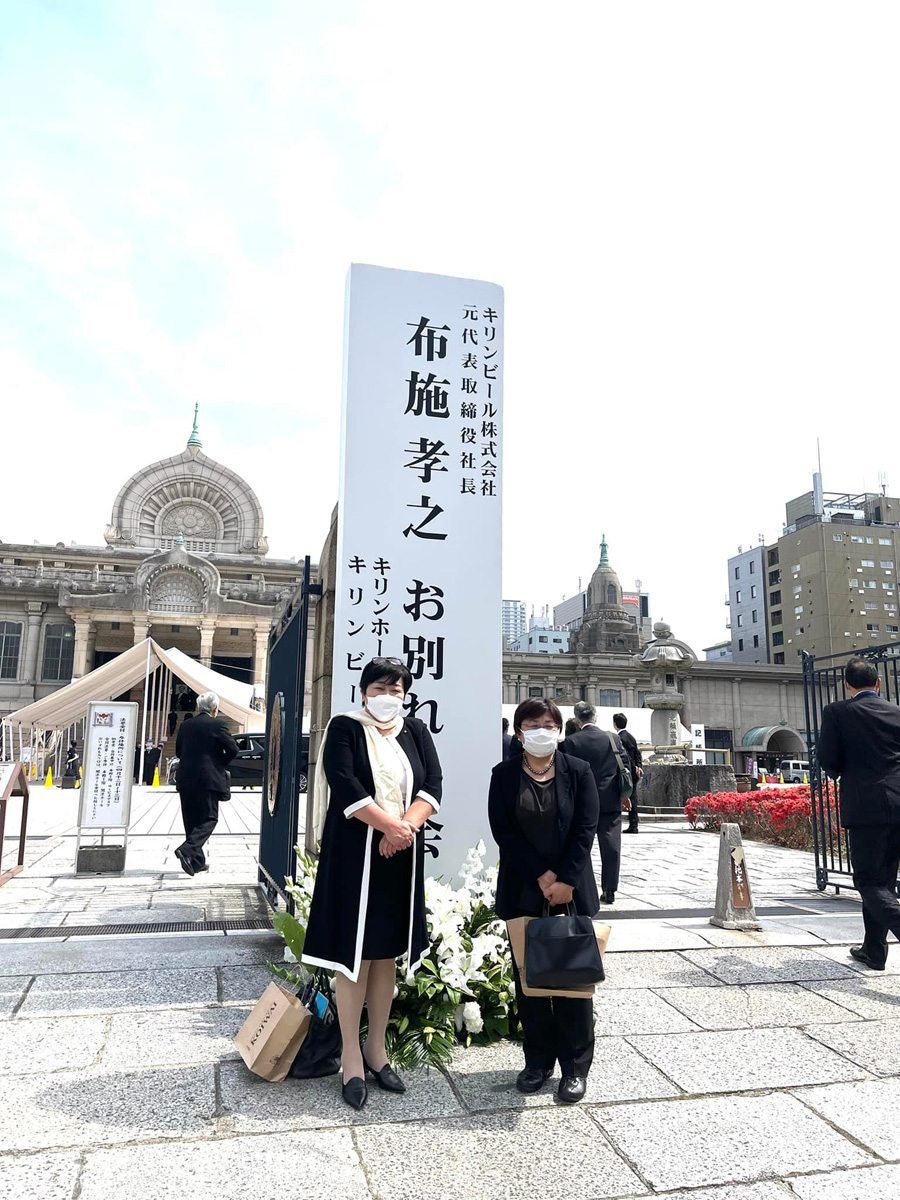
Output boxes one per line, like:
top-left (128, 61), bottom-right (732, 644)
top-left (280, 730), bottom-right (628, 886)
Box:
top-left (639, 1187), bottom-right (792, 1200)
top-left (0, 975), bottom-right (30, 1016)
top-left (354, 1107), bottom-right (643, 1200)
top-left (600, 918), bottom-right (712, 951)
top-left (796, 1077), bottom-right (900, 1159)
top-left (654, 982), bottom-right (863, 1030)
top-left (447, 1039), bottom-right (678, 1111)
top-left (803, 974), bottom-right (900, 1020)
top-left (0, 933), bottom-right (279, 977)
top-left (593, 1093), bottom-right (875, 1191)
top-left (0, 910), bottom-right (69, 927)
top-left (220, 964), bottom-right (275, 1003)
top-left (682, 946), bottom-right (858, 984)
top-left (0, 1014), bottom-right (107, 1074)
top-left (0, 1064), bottom-right (216, 1151)
top-left (814, 944), bottom-right (900, 974)
top-left (669, 921), bottom-right (828, 948)
top-left (627, 1027), bottom-right (868, 1094)
top-left (599, 951), bottom-right (724, 989)
top-left (219, 1060), bottom-right (462, 1131)
top-left (19, 967), bottom-right (219, 1016)
top-left (103, 1006), bottom-right (248, 1069)
top-left (806, 1018), bottom-right (900, 1076)
top-left (592, 986), bottom-right (699, 1035)
top-left (77, 1129), bottom-right (370, 1200)
top-left (0, 1150), bottom-right (81, 1200)
top-left (789, 1164), bottom-right (900, 1199)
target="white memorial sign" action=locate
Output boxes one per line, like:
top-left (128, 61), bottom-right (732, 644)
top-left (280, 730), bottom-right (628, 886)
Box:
top-left (691, 723), bottom-right (707, 766)
top-left (334, 264), bottom-right (504, 875)
top-left (78, 701), bottom-right (138, 828)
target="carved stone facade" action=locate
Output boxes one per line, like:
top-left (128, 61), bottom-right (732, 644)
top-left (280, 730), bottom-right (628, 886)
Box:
top-left (0, 413), bottom-right (311, 720)
top-left (570, 538), bottom-right (641, 656)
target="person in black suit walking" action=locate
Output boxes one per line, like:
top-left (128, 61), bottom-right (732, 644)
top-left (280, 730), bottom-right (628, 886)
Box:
top-left (560, 700), bottom-right (631, 904)
top-left (614, 713), bottom-right (643, 834)
top-left (818, 656), bottom-right (900, 970)
top-left (174, 691), bottom-right (238, 877)
top-left (489, 697), bottom-right (600, 1104)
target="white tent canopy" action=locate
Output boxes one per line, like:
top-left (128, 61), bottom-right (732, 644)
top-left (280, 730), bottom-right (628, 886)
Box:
top-left (3, 638), bottom-right (261, 734)
top-left (501, 704), bottom-right (691, 746)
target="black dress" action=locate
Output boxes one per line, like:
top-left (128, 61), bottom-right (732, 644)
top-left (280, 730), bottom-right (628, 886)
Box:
top-left (303, 716), bottom-right (443, 981)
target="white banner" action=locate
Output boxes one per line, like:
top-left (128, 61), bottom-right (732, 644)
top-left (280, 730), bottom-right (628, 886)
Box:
top-left (334, 264), bottom-right (504, 875)
top-left (78, 701), bottom-right (138, 828)
top-left (691, 722), bottom-right (707, 766)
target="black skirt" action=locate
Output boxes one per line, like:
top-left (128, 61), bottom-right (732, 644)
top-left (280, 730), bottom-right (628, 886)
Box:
top-left (362, 833), bottom-right (413, 959)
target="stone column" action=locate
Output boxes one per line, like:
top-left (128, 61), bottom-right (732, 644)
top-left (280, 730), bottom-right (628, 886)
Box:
top-left (21, 602), bottom-right (45, 682)
top-left (72, 613), bottom-right (94, 679)
top-left (731, 678), bottom-right (743, 738)
top-left (586, 683), bottom-right (597, 705)
top-left (625, 676), bottom-right (637, 708)
top-left (253, 621), bottom-right (270, 686)
top-left (681, 676), bottom-right (693, 727)
top-left (85, 625), bottom-right (98, 674)
top-left (133, 616), bottom-right (150, 645)
top-left (199, 619), bottom-right (217, 667)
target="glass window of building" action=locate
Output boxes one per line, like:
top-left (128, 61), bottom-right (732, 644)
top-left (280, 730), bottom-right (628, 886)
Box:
top-left (751, 609), bottom-right (758, 623)
top-left (598, 689), bottom-right (622, 706)
top-left (734, 566), bottom-right (740, 580)
top-left (879, 538), bottom-right (892, 545)
top-left (752, 634), bottom-right (759, 648)
top-left (851, 535), bottom-right (865, 543)
top-left (794, 605), bottom-right (804, 615)
top-left (750, 585), bottom-right (757, 599)
top-left (773, 631), bottom-right (784, 646)
top-left (861, 559), bottom-right (875, 567)
top-left (749, 560), bottom-right (756, 574)
top-left (735, 590), bottom-right (742, 603)
top-left (771, 610), bottom-right (783, 625)
top-left (528, 686), bottom-right (543, 697)
top-left (738, 638), bottom-right (744, 651)
top-left (882, 561), bottom-right (895, 569)
top-left (774, 652), bottom-right (785, 664)
top-left (41, 624), bottom-right (75, 682)
top-left (0, 621), bottom-right (22, 680)
top-left (737, 615), bottom-right (743, 627)
top-left (833, 533), bottom-right (843, 542)
top-left (771, 589), bottom-right (782, 604)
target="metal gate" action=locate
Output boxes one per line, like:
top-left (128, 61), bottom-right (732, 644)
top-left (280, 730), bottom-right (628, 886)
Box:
top-left (258, 557), bottom-right (320, 913)
top-left (803, 643), bottom-right (900, 891)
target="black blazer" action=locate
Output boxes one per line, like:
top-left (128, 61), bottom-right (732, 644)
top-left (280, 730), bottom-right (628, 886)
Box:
top-left (818, 692), bottom-right (900, 826)
top-left (488, 751), bottom-right (600, 919)
top-left (321, 715), bottom-right (442, 815)
top-left (559, 724), bottom-right (627, 813)
top-left (617, 728), bottom-right (642, 773)
top-left (175, 712), bottom-right (238, 795)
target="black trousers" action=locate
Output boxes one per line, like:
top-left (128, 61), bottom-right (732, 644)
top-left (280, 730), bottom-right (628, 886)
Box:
top-left (511, 953), bottom-right (594, 1077)
top-left (177, 788), bottom-right (221, 867)
top-left (627, 774), bottom-right (639, 830)
top-left (849, 824), bottom-right (900, 964)
top-left (597, 811), bottom-right (622, 894)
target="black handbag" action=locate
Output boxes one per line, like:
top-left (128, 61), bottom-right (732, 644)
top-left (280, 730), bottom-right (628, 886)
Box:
top-left (221, 769), bottom-right (231, 802)
top-left (525, 903), bottom-right (605, 990)
top-left (288, 972), bottom-right (342, 1079)
top-left (606, 732), bottom-right (634, 801)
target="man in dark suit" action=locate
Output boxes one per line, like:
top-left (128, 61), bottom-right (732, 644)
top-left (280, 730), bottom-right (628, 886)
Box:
top-left (560, 700), bottom-right (631, 904)
top-left (174, 690), bottom-right (238, 876)
top-left (502, 717), bottom-right (514, 761)
top-left (613, 713), bottom-right (642, 834)
top-left (818, 656), bottom-right (900, 970)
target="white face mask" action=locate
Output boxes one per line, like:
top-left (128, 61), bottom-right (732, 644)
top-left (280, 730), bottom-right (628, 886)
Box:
top-left (365, 693), bottom-right (404, 723)
top-left (522, 727), bottom-right (559, 758)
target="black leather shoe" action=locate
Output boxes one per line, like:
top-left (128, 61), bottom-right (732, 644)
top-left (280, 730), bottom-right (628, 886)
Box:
top-left (341, 1075), bottom-right (368, 1109)
top-left (516, 1067), bottom-right (552, 1093)
top-left (174, 848), bottom-right (195, 877)
top-left (600, 891), bottom-right (615, 904)
top-left (364, 1056), bottom-right (406, 1093)
top-left (195, 861), bottom-right (210, 872)
top-left (557, 1075), bottom-right (587, 1104)
top-left (850, 945), bottom-right (886, 971)
top-left (623, 827), bottom-right (639, 834)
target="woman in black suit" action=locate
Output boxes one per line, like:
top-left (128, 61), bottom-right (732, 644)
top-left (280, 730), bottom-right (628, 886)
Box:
top-left (303, 658), bottom-right (442, 1110)
top-left (489, 697), bottom-right (600, 1104)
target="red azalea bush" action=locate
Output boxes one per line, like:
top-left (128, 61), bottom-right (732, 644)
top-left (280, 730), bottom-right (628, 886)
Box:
top-left (684, 785), bottom-right (836, 852)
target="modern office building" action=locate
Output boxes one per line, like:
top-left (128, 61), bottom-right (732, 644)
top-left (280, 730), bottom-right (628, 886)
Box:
top-left (501, 599), bottom-right (527, 648)
top-left (727, 545), bottom-right (769, 664)
top-left (704, 641), bottom-right (733, 662)
top-left (509, 628), bottom-right (570, 654)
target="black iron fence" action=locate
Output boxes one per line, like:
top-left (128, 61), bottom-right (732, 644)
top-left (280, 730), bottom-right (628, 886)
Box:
top-left (803, 642), bottom-right (900, 890)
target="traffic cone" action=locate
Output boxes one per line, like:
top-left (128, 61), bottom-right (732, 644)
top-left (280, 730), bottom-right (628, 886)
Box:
top-left (803, 771), bottom-right (808, 784)
top-left (760, 770), bottom-right (767, 784)
top-left (75, 778), bottom-right (80, 788)
top-left (152, 766), bottom-right (160, 788)
top-left (30, 762), bottom-right (37, 778)
top-left (44, 767), bottom-right (53, 787)
top-left (779, 772), bottom-right (785, 784)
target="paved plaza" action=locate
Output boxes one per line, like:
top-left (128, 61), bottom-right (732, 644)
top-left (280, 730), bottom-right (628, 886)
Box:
top-left (2, 787), bottom-right (900, 1197)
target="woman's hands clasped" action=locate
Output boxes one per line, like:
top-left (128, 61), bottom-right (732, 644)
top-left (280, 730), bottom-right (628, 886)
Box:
top-left (537, 869), bottom-right (574, 907)
top-left (379, 817), bottom-right (417, 858)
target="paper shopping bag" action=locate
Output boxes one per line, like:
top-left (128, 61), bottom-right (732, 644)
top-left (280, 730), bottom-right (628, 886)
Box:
top-left (234, 981), bottom-right (312, 1082)
top-left (507, 918), bottom-right (611, 998)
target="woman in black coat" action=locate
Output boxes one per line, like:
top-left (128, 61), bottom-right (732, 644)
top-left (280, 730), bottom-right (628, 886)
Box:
top-left (489, 697), bottom-right (600, 1105)
top-left (303, 658), bottom-right (442, 1110)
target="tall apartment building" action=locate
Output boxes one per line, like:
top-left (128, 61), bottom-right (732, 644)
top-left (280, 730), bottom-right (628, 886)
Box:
top-left (765, 486), bottom-right (900, 663)
top-left (727, 546), bottom-right (769, 663)
top-left (501, 599), bottom-right (527, 648)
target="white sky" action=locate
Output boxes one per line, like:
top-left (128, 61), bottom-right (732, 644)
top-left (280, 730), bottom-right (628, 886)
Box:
top-left (2, 1), bottom-right (898, 653)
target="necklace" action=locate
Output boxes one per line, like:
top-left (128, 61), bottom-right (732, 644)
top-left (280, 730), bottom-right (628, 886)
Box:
top-left (524, 753), bottom-right (555, 778)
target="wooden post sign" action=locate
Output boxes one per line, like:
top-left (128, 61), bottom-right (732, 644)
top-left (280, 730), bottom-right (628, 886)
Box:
top-left (0, 762), bottom-right (30, 887)
top-left (710, 822), bottom-right (761, 931)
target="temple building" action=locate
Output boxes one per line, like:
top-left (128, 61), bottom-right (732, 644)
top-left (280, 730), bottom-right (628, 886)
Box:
top-left (0, 410), bottom-right (308, 720)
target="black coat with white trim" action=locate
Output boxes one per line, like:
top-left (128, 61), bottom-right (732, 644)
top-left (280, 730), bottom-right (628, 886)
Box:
top-left (302, 715), bottom-right (443, 981)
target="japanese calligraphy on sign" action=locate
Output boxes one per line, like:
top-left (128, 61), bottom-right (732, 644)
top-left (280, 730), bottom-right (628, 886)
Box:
top-left (77, 701), bottom-right (138, 829)
top-left (335, 265), bottom-right (504, 876)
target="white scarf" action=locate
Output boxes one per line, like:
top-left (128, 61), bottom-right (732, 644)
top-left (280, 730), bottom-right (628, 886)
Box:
top-left (312, 709), bottom-right (412, 844)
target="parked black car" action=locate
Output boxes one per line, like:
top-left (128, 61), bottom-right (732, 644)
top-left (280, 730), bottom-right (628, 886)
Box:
top-left (229, 732), bottom-right (309, 791)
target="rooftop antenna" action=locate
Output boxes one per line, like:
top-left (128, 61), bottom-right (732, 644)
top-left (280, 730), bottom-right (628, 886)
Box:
top-left (813, 436), bottom-right (824, 516)
top-left (879, 471), bottom-right (889, 496)
top-left (758, 533), bottom-right (765, 545)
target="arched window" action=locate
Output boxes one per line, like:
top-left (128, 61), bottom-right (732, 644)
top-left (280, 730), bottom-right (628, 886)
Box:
top-left (0, 621), bottom-right (22, 680)
top-left (42, 624), bottom-right (75, 682)
top-left (149, 570), bottom-right (203, 614)
top-left (606, 583), bottom-right (617, 604)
